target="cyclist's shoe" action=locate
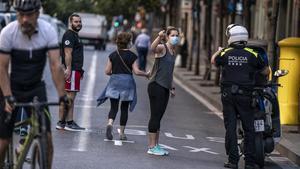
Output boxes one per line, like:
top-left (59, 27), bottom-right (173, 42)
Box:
top-left (147, 146), bottom-right (166, 156)
top-left (119, 133), bottom-right (127, 140)
top-left (106, 125), bottom-right (113, 140)
top-left (56, 121), bottom-right (66, 130)
top-left (156, 144), bottom-right (169, 155)
top-left (64, 121), bottom-right (85, 131)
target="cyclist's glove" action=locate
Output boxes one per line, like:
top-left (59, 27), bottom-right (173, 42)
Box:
top-left (4, 95), bottom-right (16, 123)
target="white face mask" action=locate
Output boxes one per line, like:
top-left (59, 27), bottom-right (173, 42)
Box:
top-left (170, 36), bottom-right (179, 46)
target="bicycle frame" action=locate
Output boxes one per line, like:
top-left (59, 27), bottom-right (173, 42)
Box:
top-left (5, 100), bottom-right (60, 169)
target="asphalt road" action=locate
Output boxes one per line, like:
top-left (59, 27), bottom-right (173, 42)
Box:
top-left (37, 44), bottom-right (299, 169)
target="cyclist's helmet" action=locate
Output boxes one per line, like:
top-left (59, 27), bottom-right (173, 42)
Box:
top-left (225, 24), bottom-right (248, 45)
top-left (13, 0), bottom-right (41, 12)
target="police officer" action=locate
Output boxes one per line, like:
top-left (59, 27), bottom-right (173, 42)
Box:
top-left (211, 24), bottom-right (269, 169)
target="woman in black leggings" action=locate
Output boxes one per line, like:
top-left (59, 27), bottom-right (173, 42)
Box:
top-left (147, 26), bottom-right (179, 156)
top-left (97, 32), bottom-right (149, 140)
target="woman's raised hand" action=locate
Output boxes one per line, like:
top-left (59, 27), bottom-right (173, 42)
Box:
top-left (158, 30), bottom-right (166, 39)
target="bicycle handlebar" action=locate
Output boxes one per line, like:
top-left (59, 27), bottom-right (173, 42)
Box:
top-left (14, 102), bottom-right (60, 107)
top-left (4, 102), bottom-right (62, 124)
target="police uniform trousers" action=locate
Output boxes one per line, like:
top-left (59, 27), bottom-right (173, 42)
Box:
top-left (221, 87), bottom-right (255, 166)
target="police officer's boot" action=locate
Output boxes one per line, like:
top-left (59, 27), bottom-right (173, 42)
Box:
top-left (224, 161), bottom-right (238, 169)
top-left (244, 165), bottom-right (257, 169)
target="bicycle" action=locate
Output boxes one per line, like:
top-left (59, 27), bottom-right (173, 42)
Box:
top-left (3, 96), bottom-right (68, 169)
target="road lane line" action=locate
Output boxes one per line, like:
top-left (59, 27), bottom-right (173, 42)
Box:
top-left (159, 144), bottom-right (178, 151)
top-left (173, 77), bottom-right (223, 119)
top-left (183, 146), bottom-right (219, 155)
top-left (104, 139), bottom-right (135, 143)
top-left (72, 51), bottom-right (97, 152)
top-left (164, 132), bottom-right (195, 140)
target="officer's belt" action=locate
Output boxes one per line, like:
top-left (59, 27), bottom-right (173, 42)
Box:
top-left (221, 84), bottom-right (254, 95)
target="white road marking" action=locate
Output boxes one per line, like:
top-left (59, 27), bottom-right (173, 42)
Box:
top-left (71, 51), bottom-right (97, 152)
top-left (173, 77), bottom-right (223, 119)
top-left (73, 105), bottom-right (103, 108)
top-left (165, 132), bottom-right (195, 140)
top-left (104, 139), bottom-right (135, 144)
top-left (183, 146), bottom-right (219, 155)
top-left (122, 125), bottom-right (147, 128)
top-left (117, 128), bottom-right (147, 136)
top-left (206, 137), bottom-right (225, 143)
top-left (159, 144), bottom-right (178, 151)
top-left (114, 140), bottom-right (123, 146)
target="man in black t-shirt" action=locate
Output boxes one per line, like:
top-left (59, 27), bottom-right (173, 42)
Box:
top-left (56, 13), bottom-right (85, 131)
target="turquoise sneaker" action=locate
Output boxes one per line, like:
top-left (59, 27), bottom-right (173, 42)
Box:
top-left (156, 144), bottom-right (169, 155)
top-left (147, 146), bottom-right (165, 156)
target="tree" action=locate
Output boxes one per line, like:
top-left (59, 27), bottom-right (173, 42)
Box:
top-left (42, 0), bottom-right (160, 24)
top-left (203, 0), bottom-right (212, 80)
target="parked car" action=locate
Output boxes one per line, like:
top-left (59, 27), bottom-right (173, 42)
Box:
top-left (0, 11), bottom-right (16, 32)
top-left (0, 14), bottom-right (6, 32)
top-left (39, 14), bottom-right (67, 45)
top-left (76, 12), bottom-right (108, 50)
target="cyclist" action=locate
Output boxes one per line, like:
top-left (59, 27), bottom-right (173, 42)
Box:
top-left (0, 0), bottom-right (68, 168)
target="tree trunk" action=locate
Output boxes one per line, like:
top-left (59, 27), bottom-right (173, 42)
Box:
top-left (195, 0), bottom-right (201, 75)
top-left (214, 0), bottom-right (225, 86)
top-left (188, 0), bottom-right (197, 71)
top-left (203, 0), bottom-right (212, 80)
top-left (267, 0), bottom-right (280, 73)
top-left (244, 0), bottom-right (252, 36)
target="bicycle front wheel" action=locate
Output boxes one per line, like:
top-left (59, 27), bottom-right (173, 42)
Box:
top-left (30, 139), bottom-right (47, 169)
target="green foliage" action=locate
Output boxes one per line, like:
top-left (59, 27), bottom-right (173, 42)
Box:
top-left (42, 0), bottom-right (160, 23)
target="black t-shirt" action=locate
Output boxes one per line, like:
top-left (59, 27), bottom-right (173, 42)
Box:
top-left (0, 89), bottom-right (4, 112)
top-left (215, 46), bottom-right (266, 86)
top-left (61, 30), bottom-right (84, 71)
top-left (109, 50), bottom-right (137, 74)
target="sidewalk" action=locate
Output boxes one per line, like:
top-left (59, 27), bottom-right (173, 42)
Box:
top-left (173, 66), bottom-right (300, 166)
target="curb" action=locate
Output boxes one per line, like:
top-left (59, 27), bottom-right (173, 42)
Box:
top-left (276, 137), bottom-right (300, 166)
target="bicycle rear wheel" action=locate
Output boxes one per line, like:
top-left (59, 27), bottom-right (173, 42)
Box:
top-left (30, 139), bottom-right (47, 169)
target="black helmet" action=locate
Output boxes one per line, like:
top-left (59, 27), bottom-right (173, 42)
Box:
top-left (14, 0), bottom-right (41, 12)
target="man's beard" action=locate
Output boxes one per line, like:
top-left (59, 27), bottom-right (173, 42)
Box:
top-left (72, 24), bottom-right (82, 32)
top-left (20, 23), bottom-right (35, 35)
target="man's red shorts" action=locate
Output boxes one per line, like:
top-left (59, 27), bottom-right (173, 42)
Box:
top-left (65, 70), bottom-right (81, 92)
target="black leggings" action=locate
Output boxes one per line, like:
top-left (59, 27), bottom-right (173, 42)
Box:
top-left (148, 82), bottom-right (169, 133)
top-left (108, 98), bottom-right (130, 126)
